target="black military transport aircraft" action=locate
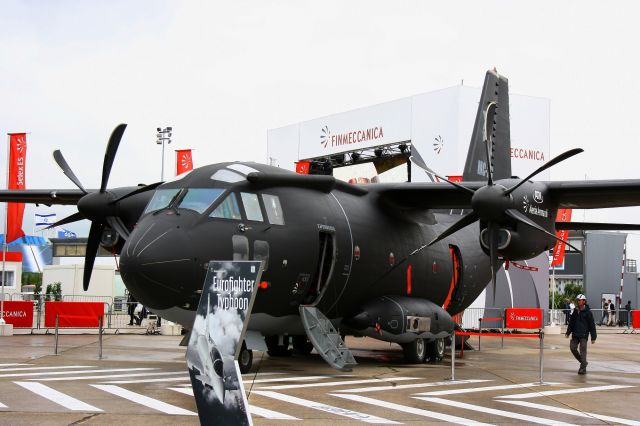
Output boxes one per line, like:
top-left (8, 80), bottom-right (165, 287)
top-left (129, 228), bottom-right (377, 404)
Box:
top-left (3, 70), bottom-right (640, 372)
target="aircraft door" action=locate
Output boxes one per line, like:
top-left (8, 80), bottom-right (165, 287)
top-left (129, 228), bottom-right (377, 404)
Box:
top-left (301, 227), bottom-right (336, 306)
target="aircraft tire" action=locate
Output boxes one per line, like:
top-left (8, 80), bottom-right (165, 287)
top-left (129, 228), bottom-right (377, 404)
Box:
top-left (238, 341), bottom-right (253, 374)
top-left (401, 338), bottom-right (427, 363)
top-left (265, 335), bottom-right (292, 357)
top-left (426, 337), bottom-right (445, 362)
top-left (292, 335), bottom-right (314, 355)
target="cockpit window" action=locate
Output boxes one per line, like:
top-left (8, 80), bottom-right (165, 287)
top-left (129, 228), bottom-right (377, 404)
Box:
top-left (210, 193), bottom-right (242, 219)
top-left (228, 164), bottom-right (259, 175)
top-left (211, 169), bottom-right (245, 183)
top-left (262, 194), bottom-right (285, 225)
top-left (241, 193), bottom-right (263, 221)
top-left (178, 188), bottom-right (225, 214)
top-left (144, 188), bottom-right (182, 214)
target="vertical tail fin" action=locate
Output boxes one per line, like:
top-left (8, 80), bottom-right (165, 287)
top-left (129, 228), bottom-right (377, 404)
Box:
top-left (462, 69), bottom-right (511, 181)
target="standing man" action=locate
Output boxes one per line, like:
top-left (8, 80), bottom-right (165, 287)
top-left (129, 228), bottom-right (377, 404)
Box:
top-left (625, 301), bottom-right (632, 327)
top-left (566, 294), bottom-right (597, 374)
top-left (599, 298), bottom-right (608, 326)
top-left (607, 299), bottom-right (616, 326)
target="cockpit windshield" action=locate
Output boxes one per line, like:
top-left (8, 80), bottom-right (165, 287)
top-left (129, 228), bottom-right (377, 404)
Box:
top-left (178, 188), bottom-right (225, 213)
top-left (144, 188), bottom-right (182, 214)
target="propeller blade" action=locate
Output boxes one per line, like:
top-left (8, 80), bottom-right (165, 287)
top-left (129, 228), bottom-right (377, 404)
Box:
top-left (45, 212), bottom-right (85, 229)
top-left (100, 124), bottom-right (127, 193)
top-left (83, 222), bottom-right (105, 291)
top-left (409, 156), bottom-right (475, 195)
top-left (53, 150), bottom-right (87, 194)
top-left (483, 102), bottom-right (497, 186)
top-left (111, 181), bottom-right (163, 204)
top-left (505, 148), bottom-right (583, 196)
top-left (487, 221), bottom-right (499, 304)
top-left (505, 208), bottom-right (581, 252)
top-left (427, 211), bottom-right (479, 247)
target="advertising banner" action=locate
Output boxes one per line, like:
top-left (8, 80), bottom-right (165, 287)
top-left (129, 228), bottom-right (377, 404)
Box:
top-left (551, 209), bottom-right (573, 267)
top-left (7, 133), bottom-right (27, 244)
top-left (176, 149), bottom-right (193, 175)
top-left (505, 308), bottom-right (543, 329)
top-left (299, 98), bottom-right (412, 160)
top-left (1, 301), bottom-right (33, 327)
top-left (44, 302), bottom-right (105, 327)
top-left (186, 260), bottom-right (263, 425)
top-left (632, 310), bottom-right (640, 329)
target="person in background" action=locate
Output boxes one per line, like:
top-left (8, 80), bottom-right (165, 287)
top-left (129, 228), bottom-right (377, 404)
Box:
top-left (566, 294), bottom-right (597, 375)
top-left (607, 299), bottom-right (616, 326)
top-left (625, 300), bottom-right (632, 327)
top-left (599, 298), bottom-right (608, 326)
top-left (127, 292), bottom-right (137, 326)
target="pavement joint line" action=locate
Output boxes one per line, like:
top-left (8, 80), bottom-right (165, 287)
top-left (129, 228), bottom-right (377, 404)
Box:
top-left (498, 400), bottom-right (640, 426)
top-left (169, 387), bottom-right (301, 420)
top-left (413, 381), bottom-right (560, 396)
top-left (91, 384), bottom-right (197, 416)
top-left (0, 367), bottom-right (157, 379)
top-left (331, 392), bottom-right (495, 426)
top-left (14, 381), bottom-right (103, 412)
top-left (415, 396), bottom-right (576, 426)
top-left (0, 365), bottom-right (95, 372)
top-left (252, 390), bottom-right (400, 424)
top-left (333, 379), bottom-right (492, 393)
top-left (496, 384), bottom-right (635, 399)
top-left (30, 370), bottom-right (186, 382)
top-left (254, 376), bottom-right (419, 390)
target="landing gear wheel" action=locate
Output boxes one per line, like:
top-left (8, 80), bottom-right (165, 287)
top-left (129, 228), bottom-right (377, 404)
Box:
top-left (265, 335), bottom-right (292, 357)
top-left (292, 335), bottom-right (314, 355)
top-left (426, 337), bottom-right (445, 362)
top-left (238, 341), bottom-right (253, 374)
top-left (402, 338), bottom-right (427, 363)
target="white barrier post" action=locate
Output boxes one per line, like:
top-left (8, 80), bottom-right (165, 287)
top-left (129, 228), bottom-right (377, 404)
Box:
top-left (98, 316), bottom-right (103, 360)
top-left (538, 329), bottom-right (544, 384)
top-left (54, 314), bottom-right (59, 355)
top-left (450, 332), bottom-right (456, 381)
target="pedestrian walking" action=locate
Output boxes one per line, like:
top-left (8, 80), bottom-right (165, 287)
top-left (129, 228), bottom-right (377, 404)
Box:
top-left (565, 294), bottom-right (597, 375)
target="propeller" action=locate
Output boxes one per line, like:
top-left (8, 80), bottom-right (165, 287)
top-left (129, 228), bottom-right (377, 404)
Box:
top-left (413, 101), bottom-right (583, 302)
top-left (48, 124), bottom-right (161, 291)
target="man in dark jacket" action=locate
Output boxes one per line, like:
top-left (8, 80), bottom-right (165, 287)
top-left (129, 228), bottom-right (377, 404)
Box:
top-left (566, 293), bottom-right (597, 374)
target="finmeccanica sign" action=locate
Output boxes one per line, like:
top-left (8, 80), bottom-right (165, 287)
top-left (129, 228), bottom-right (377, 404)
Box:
top-left (323, 126), bottom-right (384, 148)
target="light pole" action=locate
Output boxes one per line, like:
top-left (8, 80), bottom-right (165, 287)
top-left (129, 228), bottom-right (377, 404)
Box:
top-left (156, 127), bottom-right (172, 181)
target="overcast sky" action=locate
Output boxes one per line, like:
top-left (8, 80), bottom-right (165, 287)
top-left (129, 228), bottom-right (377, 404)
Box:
top-left (2, 1), bottom-right (640, 257)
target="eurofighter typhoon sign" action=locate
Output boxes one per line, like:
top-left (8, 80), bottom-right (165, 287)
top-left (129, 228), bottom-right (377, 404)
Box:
top-left (186, 260), bottom-right (263, 425)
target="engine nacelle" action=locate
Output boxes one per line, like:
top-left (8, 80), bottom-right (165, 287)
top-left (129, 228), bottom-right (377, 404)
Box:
top-left (341, 296), bottom-right (454, 344)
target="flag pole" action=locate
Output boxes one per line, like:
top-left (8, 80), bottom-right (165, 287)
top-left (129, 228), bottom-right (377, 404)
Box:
top-left (1, 134), bottom-right (9, 324)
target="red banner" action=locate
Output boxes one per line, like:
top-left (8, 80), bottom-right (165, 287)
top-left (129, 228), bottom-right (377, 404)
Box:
top-left (633, 310), bottom-right (640, 329)
top-left (505, 308), bottom-right (543, 329)
top-left (295, 161), bottom-right (310, 175)
top-left (175, 149), bottom-right (193, 176)
top-left (1, 301), bottom-right (33, 327)
top-left (551, 208), bottom-right (572, 267)
top-left (6, 133), bottom-right (27, 243)
top-left (44, 302), bottom-right (105, 327)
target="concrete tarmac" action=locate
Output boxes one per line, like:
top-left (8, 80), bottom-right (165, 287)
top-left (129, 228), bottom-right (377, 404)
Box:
top-left (0, 330), bottom-right (639, 425)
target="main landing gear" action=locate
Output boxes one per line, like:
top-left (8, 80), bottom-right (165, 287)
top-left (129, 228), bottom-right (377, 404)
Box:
top-left (401, 337), bottom-right (445, 363)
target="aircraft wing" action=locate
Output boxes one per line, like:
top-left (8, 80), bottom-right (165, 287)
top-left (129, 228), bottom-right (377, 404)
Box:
top-left (0, 189), bottom-right (86, 206)
top-left (547, 180), bottom-right (640, 209)
top-left (372, 181), bottom-right (483, 209)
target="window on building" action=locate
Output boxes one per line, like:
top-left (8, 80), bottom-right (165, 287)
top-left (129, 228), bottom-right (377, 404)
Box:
top-left (210, 193), bottom-right (242, 220)
top-left (0, 271), bottom-right (15, 288)
top-left (261, 194), bottom-right (284, 225)
top-left (241, 193), bottom-right (263, 222)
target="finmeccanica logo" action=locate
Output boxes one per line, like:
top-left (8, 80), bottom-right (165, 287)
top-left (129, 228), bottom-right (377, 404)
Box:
top-left (320, 125), bottom-right (384, 149)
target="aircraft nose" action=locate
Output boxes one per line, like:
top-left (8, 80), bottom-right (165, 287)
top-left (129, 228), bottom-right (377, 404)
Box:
top-left (120, 214), bottom-right (202, 310)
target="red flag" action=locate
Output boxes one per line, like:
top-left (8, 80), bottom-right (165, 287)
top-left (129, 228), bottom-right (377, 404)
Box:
top-left (295, 161), bottom-right (310, 175)
top-left (551, 208), bottom-right (572, 267)
top-left (6, 133), bottom-right (27, 244)
top-left (175, 149), bottom-right (193, 176)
